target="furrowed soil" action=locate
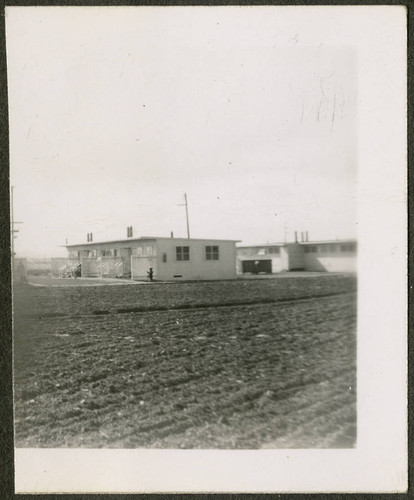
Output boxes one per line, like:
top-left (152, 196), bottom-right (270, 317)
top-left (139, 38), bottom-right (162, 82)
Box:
top-left (13, 275), bottom-right (357, 448)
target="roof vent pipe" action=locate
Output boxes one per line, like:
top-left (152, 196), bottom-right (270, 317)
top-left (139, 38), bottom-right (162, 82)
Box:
top-left (171, 231), bottom-right (174, 238)
top-left (294, 231), bottom-right (298, 243)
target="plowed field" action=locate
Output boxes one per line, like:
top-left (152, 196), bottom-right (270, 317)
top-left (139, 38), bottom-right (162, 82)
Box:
top-left (13, 275), bottom-right (357, 448)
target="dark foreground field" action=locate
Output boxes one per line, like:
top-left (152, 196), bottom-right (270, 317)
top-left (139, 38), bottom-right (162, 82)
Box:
top-left (13, 275), bottom-right (357, 448)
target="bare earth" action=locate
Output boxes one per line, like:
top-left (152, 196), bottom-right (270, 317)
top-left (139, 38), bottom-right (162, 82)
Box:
top-left (13, 275), bottom-right (357, 449)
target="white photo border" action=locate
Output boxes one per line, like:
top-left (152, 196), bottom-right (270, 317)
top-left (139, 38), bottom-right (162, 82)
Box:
top-left (7, 5), bottom-right (407, 493)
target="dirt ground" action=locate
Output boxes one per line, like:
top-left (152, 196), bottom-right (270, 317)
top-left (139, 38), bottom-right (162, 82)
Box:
top-left (13, 275), bottom-right (357, 449)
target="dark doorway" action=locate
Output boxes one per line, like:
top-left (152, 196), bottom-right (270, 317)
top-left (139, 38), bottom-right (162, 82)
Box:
top-left (242, 260), bottom-right (272, 274)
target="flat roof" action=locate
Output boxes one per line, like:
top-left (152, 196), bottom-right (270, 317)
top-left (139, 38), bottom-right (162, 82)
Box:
top-left (237, 239), bottom-right (357, 248)
top-left (237, 242), bottom-right (285, 248)
top-left (299, 239), bottom-right (357, 245)
top-left (64, 236), bottom-right (240, 248)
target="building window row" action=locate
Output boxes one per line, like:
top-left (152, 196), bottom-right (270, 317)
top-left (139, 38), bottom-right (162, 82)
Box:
top-left (340, 243), bottom-right (357, 252)
top-left (101, 249), bottom-right (117, 257)
top-left (132, 246), bottom-right (154, 257)
top-left (268, 247), bottom-right (281, 254)
top-left (175, 245), bottom-right (220, 262)
top-left (70, 245), bottom-right (222, 262)
top-left (305, 243), bottom-right (357, 254)
top-left (238, 247), bottom-right (281, 257)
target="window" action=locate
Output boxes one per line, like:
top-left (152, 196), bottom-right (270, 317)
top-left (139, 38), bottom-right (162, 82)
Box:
top-left (321, 246), bottom-right (329, 253)
top-left (114, 249), bottom-right (117, 257)
top-left (176, 246), bottom-right (190, 261)
top-left (133, 246), bottom-right (143, 256)
top-left (146, 246), bottom-right (153, 256)
top-left (268, 247), bottom-right (280, 254)
top-left (329, 245), bottom-right (338, 252)
top-left (340, 243), bottom-right (357, 252)
top-left (305, 246), bottom-right (317, 253)
top-left (162, 253), bottom-right (167, 263)
top-left (206, 245), bottom-right (219, 260)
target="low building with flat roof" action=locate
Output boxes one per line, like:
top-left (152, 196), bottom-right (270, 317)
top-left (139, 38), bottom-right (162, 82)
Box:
top-left (55, 235), bottom-right (239, 281)
top-left (237, 238), bottom-right (357, 274)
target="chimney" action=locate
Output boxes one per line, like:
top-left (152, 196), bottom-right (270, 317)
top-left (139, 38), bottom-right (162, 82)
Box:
top-left (127, 226), bottom-right (133, 238)
top-left (294, 231), bottom-right (298, 243)
top-left (170, 231), bottom-right (174, 238)
top-left (301, 232), bottom-right (304, 242)
top-left (90, 233), bottom-right (93, 242)
top-left (306, 231), bottom-right (309, 242)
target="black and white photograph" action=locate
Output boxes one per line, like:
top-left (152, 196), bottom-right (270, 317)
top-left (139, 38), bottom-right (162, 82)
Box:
top-left (6, 5), bottom-right (407, 494)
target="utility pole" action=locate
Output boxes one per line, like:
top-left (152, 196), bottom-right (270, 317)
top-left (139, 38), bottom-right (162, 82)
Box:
top-left (178, 193), bottom-right (190, 239)
top-left (184, 193), bottom-right (190, 239)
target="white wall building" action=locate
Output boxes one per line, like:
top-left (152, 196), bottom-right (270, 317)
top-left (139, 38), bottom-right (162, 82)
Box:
top-left (237, 239), bottom-right (357, 274)
top-left (57, 236), bottom-right (238, 281)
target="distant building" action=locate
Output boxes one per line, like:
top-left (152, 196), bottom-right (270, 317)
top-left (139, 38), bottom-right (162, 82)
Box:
top-left (237, 239), bottom-right (357, 274)
top-left (55, 236), bottom-right (238, 281)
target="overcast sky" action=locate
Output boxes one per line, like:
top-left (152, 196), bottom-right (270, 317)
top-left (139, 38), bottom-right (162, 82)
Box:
top-left (7, 7), bottom-right (357, 258)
